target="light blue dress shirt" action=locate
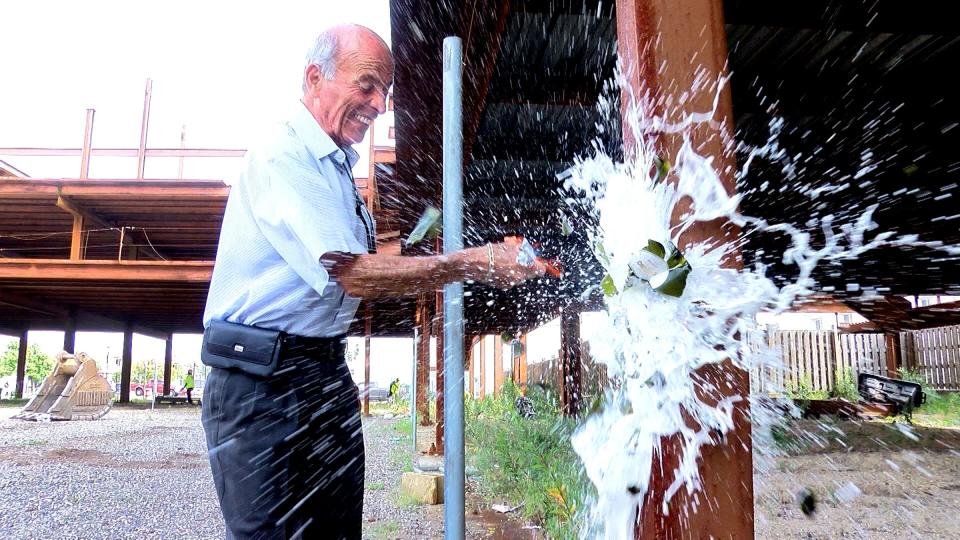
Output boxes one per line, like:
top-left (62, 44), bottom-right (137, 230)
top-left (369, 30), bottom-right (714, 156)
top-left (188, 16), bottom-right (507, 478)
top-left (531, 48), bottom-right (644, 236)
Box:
top-left (203, 102), bottom-right (375, 337)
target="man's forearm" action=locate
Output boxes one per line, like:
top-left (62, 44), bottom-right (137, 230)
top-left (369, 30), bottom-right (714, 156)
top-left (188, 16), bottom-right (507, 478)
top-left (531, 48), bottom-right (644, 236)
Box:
top-left (334, 249), bottom-right (485, 299)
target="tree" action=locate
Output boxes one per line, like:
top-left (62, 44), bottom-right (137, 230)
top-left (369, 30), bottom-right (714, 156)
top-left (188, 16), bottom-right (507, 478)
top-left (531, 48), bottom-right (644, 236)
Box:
top-left (0, 341), bottom-right (54, 386)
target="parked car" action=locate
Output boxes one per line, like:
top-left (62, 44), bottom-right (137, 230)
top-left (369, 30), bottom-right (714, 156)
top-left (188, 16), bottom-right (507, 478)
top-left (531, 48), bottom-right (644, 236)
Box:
top-left (357, 382), bottom-right (390, 402)
top-left (127, 381), bottom-right (177, 398)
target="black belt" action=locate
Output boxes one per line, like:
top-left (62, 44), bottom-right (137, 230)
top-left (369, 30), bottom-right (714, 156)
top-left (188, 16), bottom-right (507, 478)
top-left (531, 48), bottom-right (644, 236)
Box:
top-left (202, 320), bottom-right (345, 378)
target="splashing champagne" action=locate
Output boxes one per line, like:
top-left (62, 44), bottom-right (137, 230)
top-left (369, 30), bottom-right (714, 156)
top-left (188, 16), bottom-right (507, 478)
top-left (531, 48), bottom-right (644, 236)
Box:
top-left (563, 85), bottom-right (959, 538)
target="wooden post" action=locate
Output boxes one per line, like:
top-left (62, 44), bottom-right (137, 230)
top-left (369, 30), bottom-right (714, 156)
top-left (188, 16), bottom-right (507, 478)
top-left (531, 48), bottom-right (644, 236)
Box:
top-left (615, 0), bottom-right (754, 536)
top-left (62, 314), bottom-right (76, 353)
top-left (364, 304), bottom-right (372, 417)
top-left (416, 294), bottom-right (432, 425)
top-left (560, 307), bottom-right (582, 416)
top-left (493, 334), bottom-right (504, 394)
top-left (15, 330), bottom-right (28, 399)
top-left (120, 326), bottom-right (133, 403)
top-left (162, 333), bottom-right (173, 397)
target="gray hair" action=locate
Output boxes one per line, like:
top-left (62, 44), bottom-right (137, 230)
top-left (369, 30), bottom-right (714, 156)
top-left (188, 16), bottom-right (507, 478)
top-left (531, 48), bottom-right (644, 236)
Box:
top-left (303, 30), bottom-right (339, 90)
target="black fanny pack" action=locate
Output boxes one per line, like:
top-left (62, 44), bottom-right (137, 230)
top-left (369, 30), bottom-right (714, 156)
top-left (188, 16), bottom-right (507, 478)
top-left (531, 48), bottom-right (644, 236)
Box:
top-left (201, 320), bottom-right (286, 377)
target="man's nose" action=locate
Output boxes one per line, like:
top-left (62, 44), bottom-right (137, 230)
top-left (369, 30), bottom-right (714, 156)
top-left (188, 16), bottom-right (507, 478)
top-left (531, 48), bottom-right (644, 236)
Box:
top-left (371, 90), bottom-right (388, 115)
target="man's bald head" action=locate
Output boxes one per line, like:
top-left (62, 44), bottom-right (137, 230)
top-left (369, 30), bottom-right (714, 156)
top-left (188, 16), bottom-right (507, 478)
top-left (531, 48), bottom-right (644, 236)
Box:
top-left (304, 25), bottom-right (391, 86)
top-left (302, 25), bottom-right (393, 146)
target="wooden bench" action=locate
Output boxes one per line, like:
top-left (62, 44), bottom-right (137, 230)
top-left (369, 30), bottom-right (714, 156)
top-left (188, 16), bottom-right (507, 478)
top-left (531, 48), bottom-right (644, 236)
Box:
top-left (154, 395), bottom-right (201, 406)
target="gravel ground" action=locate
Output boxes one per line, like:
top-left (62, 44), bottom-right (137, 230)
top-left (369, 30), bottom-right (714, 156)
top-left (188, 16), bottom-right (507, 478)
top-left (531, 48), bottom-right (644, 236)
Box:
top-left (0, 404), bottom-right (519, 540)
top-left (0, 404), bottom-right (224, 540)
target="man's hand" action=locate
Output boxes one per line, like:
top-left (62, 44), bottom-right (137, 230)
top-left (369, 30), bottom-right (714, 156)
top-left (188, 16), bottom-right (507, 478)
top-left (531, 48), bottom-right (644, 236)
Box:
top-left (471, 236), bottom-right (547, 289)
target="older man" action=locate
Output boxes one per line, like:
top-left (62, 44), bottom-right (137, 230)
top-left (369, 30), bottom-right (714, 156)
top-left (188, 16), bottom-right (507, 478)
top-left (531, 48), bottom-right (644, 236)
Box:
top-left (201, 25), bottom-right (542, 539)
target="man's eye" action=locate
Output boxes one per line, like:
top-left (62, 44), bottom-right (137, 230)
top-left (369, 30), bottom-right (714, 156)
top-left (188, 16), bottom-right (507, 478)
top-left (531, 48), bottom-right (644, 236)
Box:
top-left (359, 82), bottom-right (375, 93)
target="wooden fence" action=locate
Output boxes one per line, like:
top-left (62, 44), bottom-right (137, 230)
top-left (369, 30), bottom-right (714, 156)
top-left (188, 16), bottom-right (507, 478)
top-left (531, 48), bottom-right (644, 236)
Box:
top-left (901, 325), bottom-right (960, 391)
top-left (528, 327), bottom-right (960, 397)
top-left (750, 330), bottom-right (888, 394)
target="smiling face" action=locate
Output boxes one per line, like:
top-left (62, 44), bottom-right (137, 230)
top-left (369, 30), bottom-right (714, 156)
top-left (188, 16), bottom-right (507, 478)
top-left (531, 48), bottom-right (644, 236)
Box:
top-left (303, 28), bottom-right (393, 147)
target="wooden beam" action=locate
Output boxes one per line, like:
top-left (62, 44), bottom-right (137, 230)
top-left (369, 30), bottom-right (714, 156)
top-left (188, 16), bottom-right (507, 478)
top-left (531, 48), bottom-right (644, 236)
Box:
top-left (15, 330), bottom-right (27, 399)
top-left (163, 334), bottom-right (173, 398)
top-left (120, 326), bottom-right (133, 403)
top-left (616, 0), bottom-right (754, 537)
top-left (0, 259), bottom-right (213, 282)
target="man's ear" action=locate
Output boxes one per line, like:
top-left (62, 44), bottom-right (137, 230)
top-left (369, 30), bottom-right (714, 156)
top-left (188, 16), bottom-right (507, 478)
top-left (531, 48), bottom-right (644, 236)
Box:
top-left (304, 64), bottom-right (324, 93)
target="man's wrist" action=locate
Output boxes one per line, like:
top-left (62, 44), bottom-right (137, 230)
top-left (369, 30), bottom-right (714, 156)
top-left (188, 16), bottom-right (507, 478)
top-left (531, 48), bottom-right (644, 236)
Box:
top-left (445, 247), bottom-right (486, 281)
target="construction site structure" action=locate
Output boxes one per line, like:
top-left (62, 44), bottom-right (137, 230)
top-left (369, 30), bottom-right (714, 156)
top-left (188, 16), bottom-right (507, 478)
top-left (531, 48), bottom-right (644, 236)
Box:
top-left (13, 352), bottom-right (114, 421)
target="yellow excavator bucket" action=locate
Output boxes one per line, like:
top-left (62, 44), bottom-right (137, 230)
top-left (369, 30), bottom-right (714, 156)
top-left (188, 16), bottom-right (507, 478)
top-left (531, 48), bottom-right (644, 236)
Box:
top-left (13, 352), bottom-right (114, 421)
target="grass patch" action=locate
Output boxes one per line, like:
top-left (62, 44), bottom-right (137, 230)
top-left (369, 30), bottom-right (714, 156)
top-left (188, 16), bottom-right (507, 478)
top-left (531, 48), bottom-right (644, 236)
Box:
top-left (465, 381), bottom-right (591, 539)
top-left (23, 439), bottom-right (46, 446)
top-left (393, 491), bottom-right (423, 509)
top-left (0, 398), bottom-right (29, 408)
top-left (365, 481), bottom-right (386, 491)
top-left (364, 520), bottom-right (399, 539)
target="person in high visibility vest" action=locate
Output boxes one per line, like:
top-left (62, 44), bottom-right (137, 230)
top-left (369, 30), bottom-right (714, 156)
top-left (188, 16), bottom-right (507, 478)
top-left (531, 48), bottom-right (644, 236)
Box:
top-left (181, 370), bottom-right (195, 405)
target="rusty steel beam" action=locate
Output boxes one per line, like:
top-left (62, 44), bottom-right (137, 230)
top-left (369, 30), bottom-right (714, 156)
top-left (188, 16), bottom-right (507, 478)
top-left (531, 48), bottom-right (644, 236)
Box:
top-left (0, 259), bottom-right (213, 282)
top-left (0, 148), bottom-right (246, 157)
top-left (434, 287), bottom-right (445, 451)
top-left (493, 334), bottom-right (504, 394)
top-left (69, 214), bottom-right (84, 261)
top-left (55, 194), bottom-right (163, 261)
top-left (0, 178), bottom-right (230, 198)
top-left (415, 294), bottom-right (432, 424)
top-left (463, 0), bottom-right (512, 158)
top-left (616, 0), bottom-right (754, 537)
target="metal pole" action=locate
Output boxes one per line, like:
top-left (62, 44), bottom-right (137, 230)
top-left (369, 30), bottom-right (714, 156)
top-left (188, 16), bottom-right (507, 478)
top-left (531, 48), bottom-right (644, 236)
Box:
top-left (137, 78), bottom-right (153, 180)
top-left (442, 36), bottom-right (465, 540)
top-left (80, 109), bottom-right (95, 179)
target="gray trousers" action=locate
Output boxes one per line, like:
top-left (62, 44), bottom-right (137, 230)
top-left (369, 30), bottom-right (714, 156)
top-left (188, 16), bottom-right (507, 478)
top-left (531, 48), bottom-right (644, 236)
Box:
top-left (201, 337), bottom-right (364, 539)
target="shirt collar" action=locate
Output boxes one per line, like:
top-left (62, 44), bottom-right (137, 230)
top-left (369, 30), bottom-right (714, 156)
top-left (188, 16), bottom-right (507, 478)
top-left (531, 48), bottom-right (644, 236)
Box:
top-left (291, 101), bottom-right (360, 169)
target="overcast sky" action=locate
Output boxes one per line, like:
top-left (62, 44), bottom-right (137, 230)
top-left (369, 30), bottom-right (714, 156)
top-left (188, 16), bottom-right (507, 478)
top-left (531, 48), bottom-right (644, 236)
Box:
top-left (0, 0), bottom-right (393, 179)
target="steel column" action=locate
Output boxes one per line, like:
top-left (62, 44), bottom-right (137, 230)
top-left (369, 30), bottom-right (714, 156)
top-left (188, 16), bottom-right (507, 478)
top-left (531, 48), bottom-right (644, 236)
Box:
top-left (442, 35), bottom-right (465, 540)
top-left (15, 330), bottom-right (28, 399)
top-left (120, 326), bottom-right (133, 403)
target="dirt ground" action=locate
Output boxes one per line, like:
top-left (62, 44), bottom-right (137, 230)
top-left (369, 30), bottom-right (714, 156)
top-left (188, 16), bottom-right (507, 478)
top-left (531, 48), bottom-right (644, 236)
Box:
top-left (2, 402), bottom-right (958, 538)
top-left (754, 419), bottom-right (960, 539)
